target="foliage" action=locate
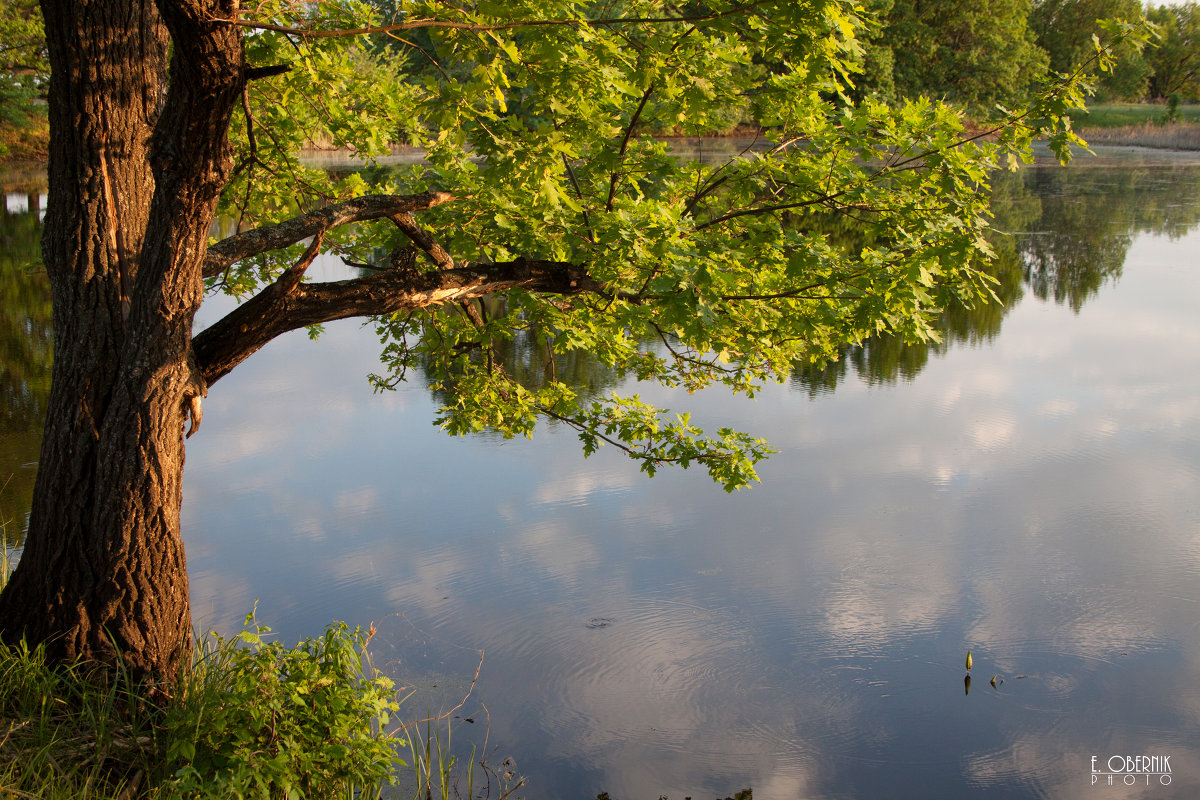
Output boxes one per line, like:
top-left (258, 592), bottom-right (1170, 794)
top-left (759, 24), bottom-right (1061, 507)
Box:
top-left (879, 0), bottom-right (1049, 109)
top-left (164, 617), bottom-right (402, 800)
top-left (204, 0), bottom-right (1153, 491)
top-left (1030, 0), bottom-right (1150, 101)
top-left (0, 0), bottom-right (48, 158)
top-left (0, 618), bottom-right (408, 800)
top-left (1146, 2), bottom-right (1200, 102)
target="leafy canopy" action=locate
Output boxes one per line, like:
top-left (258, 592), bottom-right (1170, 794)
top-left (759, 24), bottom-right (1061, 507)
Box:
top-left (0, 0), bottom-right (48, 154)
top-left (1030, 0), bottom-right (1151, 101)
top-left (210, 0), bottom-right (1150, 489)
top-left (875, 0), bottom-right (1050, 110)
top-left (1146, 2), bottom-right (1200, 101)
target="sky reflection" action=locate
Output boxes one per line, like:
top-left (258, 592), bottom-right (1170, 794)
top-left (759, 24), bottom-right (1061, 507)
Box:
top-left (180, 162), bottom-right (1200, 799)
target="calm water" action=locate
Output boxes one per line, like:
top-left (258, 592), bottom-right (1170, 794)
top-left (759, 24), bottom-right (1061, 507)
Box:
top-left (3, 150), bottom-right (1200, 798)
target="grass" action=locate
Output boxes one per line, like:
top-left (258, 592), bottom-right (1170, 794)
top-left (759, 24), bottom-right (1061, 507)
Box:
top-left (1076, 120), bottom-right (1200, 150)
top-left (0, 620), bottom-right (405, 799)
top-left (0, 493), bottom-right (13, 589)
top-left (0, 604), bottom-right (514, 799)
top-left (401, 711), bottom-right (524, 800)
top-left (0, 640), bottom-right (165, 799)
top-left (1068, 101), bottom-right (1200, 128)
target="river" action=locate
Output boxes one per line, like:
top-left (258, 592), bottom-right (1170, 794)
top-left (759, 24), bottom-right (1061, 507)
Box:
top-left (2, 148), bottom-right (1199, 798)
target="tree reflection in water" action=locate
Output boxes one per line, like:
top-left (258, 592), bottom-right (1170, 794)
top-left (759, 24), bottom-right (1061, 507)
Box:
top-left (0, 182), bottom-right (50, 547)
top-left (3, 161), bottom-right (1200, 540)
top-left (792, 163), bottom-right (1200, 395)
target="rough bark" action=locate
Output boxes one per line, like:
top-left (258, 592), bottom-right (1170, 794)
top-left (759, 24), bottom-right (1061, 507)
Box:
top-left (0, 0), bottom-right (602, 683)
top-left (201, 192), bottom-right (455, 278)
top-left (0, 0), bottom-right (243, 682)
top-left (195, 256), bottom-right (604, 385)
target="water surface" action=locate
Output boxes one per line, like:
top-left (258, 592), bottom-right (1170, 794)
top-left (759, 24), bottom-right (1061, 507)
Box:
top-left (3, 151), bottom-right (1200, 798)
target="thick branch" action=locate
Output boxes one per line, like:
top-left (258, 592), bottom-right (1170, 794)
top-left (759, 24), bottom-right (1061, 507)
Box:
top-left (390, 212), bottom-right (454, 269)
top-left (203, 192), bottom-right (454, 278)
top-left (193, 258), bottom-right (602, 385)
top-left (245, 64), bottom-right (290, 80)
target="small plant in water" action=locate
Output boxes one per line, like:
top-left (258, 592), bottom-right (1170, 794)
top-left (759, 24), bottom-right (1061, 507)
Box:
top-left (403, 703), bottom-right (526, 800)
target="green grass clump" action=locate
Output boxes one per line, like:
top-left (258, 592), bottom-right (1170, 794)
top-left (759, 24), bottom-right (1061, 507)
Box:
top-left (0, 617), bottom-right (405, 799)
top-left (0, 638), bottom-right (167, 799)
top-left (164, 618), bottom-right (402, 800)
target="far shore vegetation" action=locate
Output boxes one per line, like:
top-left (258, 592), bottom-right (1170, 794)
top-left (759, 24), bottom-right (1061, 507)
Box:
top-left (4, 103), bottom-right (1200, 170)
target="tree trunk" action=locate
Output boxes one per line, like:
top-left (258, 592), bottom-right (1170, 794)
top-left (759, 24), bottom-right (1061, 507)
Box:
top-left (0, 0), bottom-right (243, 683)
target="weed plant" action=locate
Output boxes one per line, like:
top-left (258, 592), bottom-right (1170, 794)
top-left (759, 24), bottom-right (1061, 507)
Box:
top-left (162, 617), bottom-right (402, 799)
top-left (0, 615), bottom-right (405, 799)
top-left (402, 717), bottom-right (522, 800)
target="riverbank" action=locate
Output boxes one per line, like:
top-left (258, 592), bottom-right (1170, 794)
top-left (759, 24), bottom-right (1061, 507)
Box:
top-left (7, 121), bottom-right (1200, 180)
top-left (0, 621), bottom-right (410, 800)
top-left (0, 115), bottom-right (48, 164)
top-left (1078, 121), bottom-right (1200, 151)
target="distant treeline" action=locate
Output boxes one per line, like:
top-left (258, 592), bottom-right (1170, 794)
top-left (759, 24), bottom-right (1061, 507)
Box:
top-left (852, 0), bottom-right (1200, 110)
top-left (3, 0), bottom-right (1199, 159)
top-left (368, 1), bottom-right (1200, 117)
top-left (364, 0), bottom-right (1200, 120)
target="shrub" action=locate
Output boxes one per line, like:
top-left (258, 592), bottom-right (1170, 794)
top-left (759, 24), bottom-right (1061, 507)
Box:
top-left (164, 617), bottom-right (403, 800)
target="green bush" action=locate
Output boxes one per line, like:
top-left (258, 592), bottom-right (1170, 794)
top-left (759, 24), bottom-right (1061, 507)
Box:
top-left (0, 615), bottom-right (407, 799)
top-left (164, 617), bottom-right (403, 800)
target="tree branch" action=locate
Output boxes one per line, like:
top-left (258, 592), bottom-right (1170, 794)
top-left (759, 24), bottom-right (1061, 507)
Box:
top-left (245, 64), bottom-right (290, 80)
top-left (390, 212), bottom-right (454, 269)
top-left (606, 83), bottom-right (655, 212)
top-left (193, 258), bottom-right (602, 385)
top-left (203, 192), bottom-right (455, 278)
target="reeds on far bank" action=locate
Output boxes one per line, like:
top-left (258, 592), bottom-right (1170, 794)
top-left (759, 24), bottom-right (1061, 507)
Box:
top-left (1078, 121), bottom-right (1200, 151)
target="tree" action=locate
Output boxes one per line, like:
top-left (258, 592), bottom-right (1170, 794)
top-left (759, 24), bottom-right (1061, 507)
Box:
top-left (0, 0), bottom-right (1124, 682)
top-left (0, 0), bottom-right (49, 157)
top-left (1146, 2), bottom-right (1200, 101)
top-left (1031, 0), bottom-right (1150, 100)
top-left (880, 0), bottom-right (1048, 109)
